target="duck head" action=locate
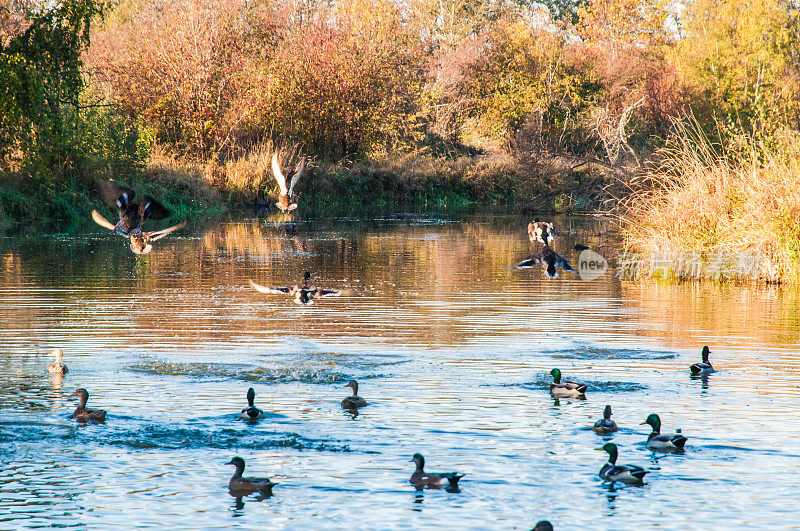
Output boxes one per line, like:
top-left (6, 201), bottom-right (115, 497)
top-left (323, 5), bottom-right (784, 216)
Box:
top-left (68, 388), bottom-right (89, 407)
top-left (701, 345), bottom-right (711, 363)
top-left (226, 456), bottom-right (246, 477)
top-left (246, 387), bottom-right (256, 408)
top-left (549, 368), bottom-right (562, 384)
top-left (304, 270), bottom-right (311, 281)
top-left (640, 413), bottom-right (661, 432)
top-left (533, 521), bottom-right (554, 531)
top-left (52, 348), bottom-right (64, 362)
top-left (603, 405), bottom-right (613, 419)
top-left (129, 235), bottom-right (152, 254)
top-left (595, 442), bottom-right (618, 463)
top-left (411, 453), bottom-right (425, 470)
top-left (345, 380), bottom-right (359, 396)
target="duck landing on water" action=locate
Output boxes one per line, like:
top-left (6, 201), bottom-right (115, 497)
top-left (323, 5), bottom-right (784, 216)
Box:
top-left (92, 181), bottom-right (186, 254)
top-left (248, 271), bottom-right (341, 305)
top-left (528, 219), bottom-right (555, 246)
top-left (272, 153), bottom-right (307, 212)
top-left (515, 245), bottom-right (575, 278)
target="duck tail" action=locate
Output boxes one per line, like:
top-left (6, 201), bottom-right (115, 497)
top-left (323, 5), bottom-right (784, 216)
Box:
top-left (446, 473), bottom-right (465, 487)
top-left (672, 434), bottom-right (688, 448)
top-left (689, 364), bottom-right (701, 374)
top-left (631, 469), bottom-right (648, 479)
top-left (576, 384), bottom-right (588, 393)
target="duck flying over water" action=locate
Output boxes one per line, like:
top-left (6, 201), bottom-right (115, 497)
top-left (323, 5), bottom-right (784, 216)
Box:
top-left (596, 443), bottom-right (648, 485)
top-left (272, 153), bottom-right (306, 212)
top-left (248, 271), bottom-right (340, 305)
top-left (549, 368), bottom-right (587, 398)
top-left (92, 181), bottom-right (186, 254)
top-left (341, 380), bottom-right (368, 409)
top-left (239, 388), bottom-right (266, 421)
top-left (47, 348), bottom-right (68, 375)
top-left (690, 346), bottom-right (715, 374)
top-left (68, 388), bottom-right (107, 422)
top-left (226, 457), bottom-right (277, 496)
top-left (641, 413), bottom-right (687, 452)
top-left (515, 245), bottom-right (575, 278)
top-left (410, 453), bottom-right (464, 490)
top-left (592, 405), bottom-right (618, 434)
top-left (528, 218), bottom-right (555, 246)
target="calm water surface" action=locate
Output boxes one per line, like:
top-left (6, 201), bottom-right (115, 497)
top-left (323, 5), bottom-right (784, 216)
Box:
top-left (1, 213), bottom-right (799, 529)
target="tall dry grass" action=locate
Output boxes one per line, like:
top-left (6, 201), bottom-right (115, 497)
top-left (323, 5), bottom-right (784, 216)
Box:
top-left (620, 124), bottom-right (800, 283)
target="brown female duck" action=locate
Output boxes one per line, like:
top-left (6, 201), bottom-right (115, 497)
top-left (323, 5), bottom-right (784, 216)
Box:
top-left (47, 348), bottom-right (68, 374)
top-left (226, 457), bottom-right (277, 495)
top-left (410, 453), bottom-right (464, 489)
top-left (272, 153), bottom-right (307, 212)
top-left (92, 181), bottom-right (186, 254)
top-left (248, 271), bottom-right (340, 305)
top-left (341, 380), bottom-right (367, 409)
top-left (68, 388), bottom-right (107, 422)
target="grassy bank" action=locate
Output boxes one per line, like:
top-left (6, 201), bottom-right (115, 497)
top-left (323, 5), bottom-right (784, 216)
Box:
top-left (620, 127), bottom-right (800, 284)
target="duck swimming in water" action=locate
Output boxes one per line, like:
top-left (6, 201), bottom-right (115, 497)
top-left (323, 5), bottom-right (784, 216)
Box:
top-left (548, 368), bottom-right (587, 398)
top-left (641, 413), bottom-right (687, 452)
top-left (410, 453), bottom-right (464, 489)
top-left (92, 181), bottom-right (186, 254)
top-left (515, 245), bottom-right (575, 278)
top-left (272, 153), bottom-right (307, 212)
top-left (226, 457), bottom-right (277, 496)
top-left (239, 388), bottom-right (265, 421)
top-left (528, 219), bottom-right (555, 246)
top-left (690, 346), bottom-right (715, 374)
top-left (341, 380), bottom-right (368, 409)
top-left (531, 521), bottom-right (554, 531)
top-left (592, 405), bottom-right (618, 434)
top-left (248, 271), bottom-right (341, 305)
top-left (596, 442), bottom-right (648, 485)
top-left (47, 348), bottom-right (68, 374)
top-left (68, 388), bottom-right (107, 422)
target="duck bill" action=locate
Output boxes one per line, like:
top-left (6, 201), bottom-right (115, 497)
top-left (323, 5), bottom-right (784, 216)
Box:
top-left (594, 447), bottom-right (605, 451)
top-left (639, 421), bottom-right (648, 425)
top-left (225, 459), bottom-right (235, 465)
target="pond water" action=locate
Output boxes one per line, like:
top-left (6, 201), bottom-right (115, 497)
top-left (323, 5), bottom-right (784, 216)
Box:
top-left (1, 212), bottom-right (799, 529)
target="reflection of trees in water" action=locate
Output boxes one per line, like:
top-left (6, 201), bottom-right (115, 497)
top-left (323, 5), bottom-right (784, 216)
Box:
top-left (1, 215), bottom-right (798, 349)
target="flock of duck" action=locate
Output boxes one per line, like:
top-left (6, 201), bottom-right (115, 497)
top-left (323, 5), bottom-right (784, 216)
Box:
top-left (71, 167), bottom-right (719, 528)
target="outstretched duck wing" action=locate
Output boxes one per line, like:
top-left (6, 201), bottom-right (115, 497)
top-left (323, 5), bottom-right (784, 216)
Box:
top-left (288, 156), bottom-right (306, 196)
top-left (271, 153), bottom-right (289, 196)
top-left (91, 210), bottom-right (117, 231)
top-left (555, 251), bottom-right (575, 272)
top-left (515, 251), bottom-right (545, 268)
top-left (316, 288), bottom-right (341, 298)
top-left (145, 220), bottom-right (187, 241)
top-left (249, 279), bottom-right (291, 294)
top-left (139, 195), bottom-right (171, 221)
top-left (98, 181), bottom-right (135, 208)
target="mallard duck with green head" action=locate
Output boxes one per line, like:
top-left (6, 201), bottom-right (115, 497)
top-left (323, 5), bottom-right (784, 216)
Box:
top-left (548, 368), bottom-right (587, 398)
top-left (592, 405), bottom-right (618, 434)
top-left (239, 388), bottom-right (265, 421)
top-left (596, 442), bottom-right (648, 485)
top-left (690, 346), bottom-right (715, 374)
top-left (641, 413), bottom-right (687, 451)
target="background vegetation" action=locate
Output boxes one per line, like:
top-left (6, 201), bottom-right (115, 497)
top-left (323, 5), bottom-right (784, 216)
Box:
top-left (2, 0), bottom-right (800, 279)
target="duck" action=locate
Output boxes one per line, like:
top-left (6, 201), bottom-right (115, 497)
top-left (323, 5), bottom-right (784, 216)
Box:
top-left (690, 346), bottom-right (715, 374)
top-left (341, 380), bottom-right (368, 409)
top-left (92, 181), bottom-right (186, 254)
top-left (226, 457), bottom-right (277, 496)
top-left (515, 245), bottom-right (575, 278)
top-left (410, 453), bottom-right (464, 489)
top-left (641, 413), bottom-right (687, 451)
top-left (248, 271), bottom-right (341, 305)
top-left (532, 521), bottom-right (554, 531)
top-left (47, 348), bottom-right (68, 374)
top-left (596, 442), bottom-right (648, 485)
top-left (548, 368), bottom-right (587, 398)
top-left (592, 405), bottom-right (618, 434)
top-left (528, 218), bottom-right (555, 246)
top-left (272, 153), bottom-right (306, 212)
top-left (68, 388), bottom-right (107, 422)
top-left (239, 388), bottom-right (265, 421)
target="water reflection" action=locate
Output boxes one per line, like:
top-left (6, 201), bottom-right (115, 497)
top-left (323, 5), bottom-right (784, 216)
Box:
top-left (1, 213), bottom-right (799, 529)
